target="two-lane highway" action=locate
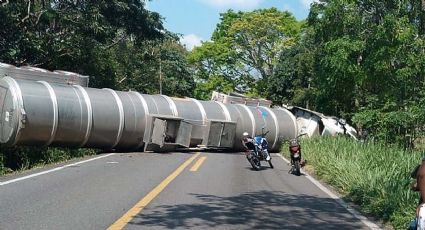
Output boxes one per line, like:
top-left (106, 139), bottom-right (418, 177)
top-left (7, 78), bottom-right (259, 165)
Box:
top-left (0, 152), bottom-right (380, 230)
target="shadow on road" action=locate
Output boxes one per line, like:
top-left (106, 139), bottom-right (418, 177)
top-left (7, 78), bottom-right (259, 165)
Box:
top-left (129, 191), bottom-right (367, 229)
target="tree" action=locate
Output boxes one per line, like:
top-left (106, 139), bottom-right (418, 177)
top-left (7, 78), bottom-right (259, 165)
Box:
top-left (266, 23), bottom-right (316, 107)
top-left (116, 34), bottom-right (195, 97)
top-left (305, 0), bottom-right (425, 144)
top-left (189, 8), bottom-right (302, 97)
top-left (0, 0), bottom-right (164, 88)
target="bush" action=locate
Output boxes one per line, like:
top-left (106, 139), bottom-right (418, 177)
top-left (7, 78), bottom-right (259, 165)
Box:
top-left (0, 153), bottom-right (4, 175)
top-left (282, 136), bottom-right (420, 229)
top-left (0, 145), bottom-right (97, 175)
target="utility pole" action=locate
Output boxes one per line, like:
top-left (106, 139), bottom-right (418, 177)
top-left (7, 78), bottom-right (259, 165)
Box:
top-left (159, 56), bottom-right (162, 95)
top-left (306, 77), bottom-right (311, 110)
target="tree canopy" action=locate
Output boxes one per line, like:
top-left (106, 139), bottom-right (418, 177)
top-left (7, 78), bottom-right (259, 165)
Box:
top-left (188, 1), bottom-right (425, 145)
top-left (0, 0), bottom-right (194, 96)
top-left (188, 8), bottom-right (301, 99)
top-left (304, 0), bottom-right (425, 144)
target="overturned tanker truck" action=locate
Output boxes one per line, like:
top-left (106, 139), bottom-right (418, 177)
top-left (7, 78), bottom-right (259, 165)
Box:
top-left (0, 63), bottom-right (298, 152)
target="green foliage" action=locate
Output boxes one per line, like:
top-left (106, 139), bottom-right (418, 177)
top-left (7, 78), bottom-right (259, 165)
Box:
top-left (266, 26), bottom-right (313, 106)
top-left (0, 153), bottom-right (5, 175)
top-left (0, 1), bottom-right (194, 96)
top-left (189, 8), bottom-right (302, 97)
top-left (0, 145), bottom-right (97, 175)
top-left (194, 75), bottom-right (235, 100)
top-left (296, 0), bottom-right (425, 145)
top-left (111, 35), bottom-right (195, 97)
top-left (282, 137), bottom-right (422, 229)
top-left (0, 1), bottom-right (161, 66)
top-left (282, 137), bottom-right (420, 229)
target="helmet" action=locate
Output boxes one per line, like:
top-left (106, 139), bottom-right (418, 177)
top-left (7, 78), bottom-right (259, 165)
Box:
top-left (243, 132), bottom-right (249, 137)
top-left (289, 139), bottom-right (299, 147)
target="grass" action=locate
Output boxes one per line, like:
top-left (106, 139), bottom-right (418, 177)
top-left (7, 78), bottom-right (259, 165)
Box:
top-left (281, 136), bottom-right (421, 230)
top-left (0, 146), bottom-right (98, 176)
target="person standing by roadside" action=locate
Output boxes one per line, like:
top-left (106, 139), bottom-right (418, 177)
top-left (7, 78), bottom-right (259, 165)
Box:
top-left (410, 157), bottom-right (425, 229)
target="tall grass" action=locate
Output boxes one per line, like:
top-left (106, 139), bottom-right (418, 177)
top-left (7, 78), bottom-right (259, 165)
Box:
top-left (282, 136), bottom-right (421, 229)
top-left (0, 146), bottom-right (97, 175)
top-left (0, 153), bottom-right (4, 175)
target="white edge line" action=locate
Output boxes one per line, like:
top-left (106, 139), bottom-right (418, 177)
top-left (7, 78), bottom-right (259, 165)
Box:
top-left (276, 153), bottom-right (382, 230)
top-left (0, 153), bottom-right (116, 186)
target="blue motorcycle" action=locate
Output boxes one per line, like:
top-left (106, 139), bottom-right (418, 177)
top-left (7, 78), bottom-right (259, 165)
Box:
top-left (244, 129), bottom-right (273, 170)
top-left (254, 130), bottom-right (273, 169)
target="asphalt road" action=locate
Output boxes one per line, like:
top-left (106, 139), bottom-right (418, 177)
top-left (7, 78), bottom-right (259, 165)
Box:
top-left (0, 151), bottom-right (378, 230)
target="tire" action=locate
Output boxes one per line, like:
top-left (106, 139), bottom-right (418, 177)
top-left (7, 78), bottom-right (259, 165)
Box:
top-left (246, 153), bottom-right (261, 171)
top-left (294, 160), bottom-right (301, 176)
top-left (268, 160), bottom-right (274, 169)
top-left (247, 156), bottom-right (255, 168)
top-left (250, 155), bottom-right (261, 170)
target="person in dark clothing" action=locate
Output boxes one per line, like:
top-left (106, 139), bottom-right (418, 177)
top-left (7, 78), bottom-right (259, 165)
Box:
top-left (411, 157), bottom-right (425, 229)
top-left (411, 158), bottom-right (425, 204)
top-left (241, 132), bottom-right (257, 155)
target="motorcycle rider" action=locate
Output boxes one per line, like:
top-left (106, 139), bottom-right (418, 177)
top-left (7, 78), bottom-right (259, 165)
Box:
top-left (241, 132), bottom-right (257, 155)
top-left (289, 137), bottom-right (306, 168)
top-left (289, 138), bottom-right (300, 166)
top-left (242, 131), bottom-right (271, 161)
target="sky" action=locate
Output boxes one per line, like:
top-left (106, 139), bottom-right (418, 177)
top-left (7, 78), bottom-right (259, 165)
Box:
top-left (147, 0), bottom-right (317, 50)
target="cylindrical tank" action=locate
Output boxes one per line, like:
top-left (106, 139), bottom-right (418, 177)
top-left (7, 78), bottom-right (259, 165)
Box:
top-left (0, 62), bottom-right (89, 87)
top-left (0, 77), bottom-right (297, 152)
top-left (84, 88), bottom-right (124, 149)
top-left (114, 91), bottom-right (147, 150)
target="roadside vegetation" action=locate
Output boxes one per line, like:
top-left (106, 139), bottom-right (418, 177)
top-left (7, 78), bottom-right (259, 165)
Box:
top-left (281, 136), bottom-right (420, 230)
top-left (0, 146), bottom-right (97, 176)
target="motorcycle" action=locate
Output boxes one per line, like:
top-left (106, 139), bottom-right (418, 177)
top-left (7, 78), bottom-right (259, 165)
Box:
top-left (244, 129), bottom-right (273, 170)
top-left (254, 130), bottom-right (273, 169)
top-left (288, 133), bottom-right (306, 176)
top-left (246, 148), bottom-right (261, 171)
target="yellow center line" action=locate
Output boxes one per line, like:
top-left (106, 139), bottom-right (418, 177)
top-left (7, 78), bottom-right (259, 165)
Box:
top-left (107, 152), bottom-right (200, 230)
top-left (190, 156), bottom-right (207, 172)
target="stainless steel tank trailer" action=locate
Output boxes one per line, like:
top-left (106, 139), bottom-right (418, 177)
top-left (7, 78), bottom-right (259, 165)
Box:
top-left (0, 62), bottom-right (89, 87)
top-left (212, 91), bottom-right (359, 140)
top-left (0, 63), bottom-right (299, 152)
